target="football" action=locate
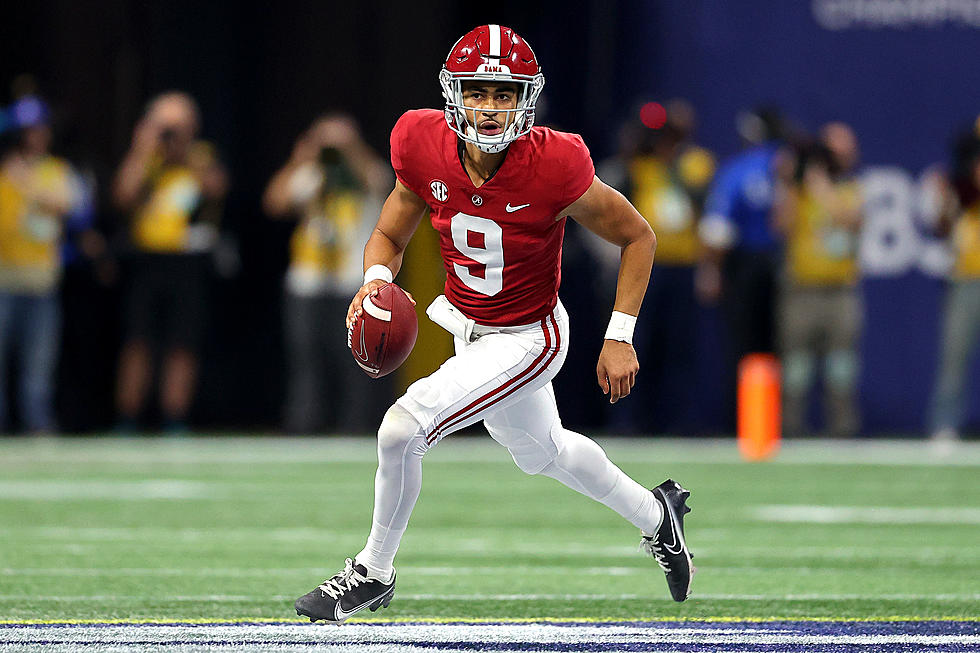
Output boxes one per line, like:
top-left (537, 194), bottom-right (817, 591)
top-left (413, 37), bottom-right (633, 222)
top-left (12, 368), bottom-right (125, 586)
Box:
top-left (348, 283), bottom-right (418, 378)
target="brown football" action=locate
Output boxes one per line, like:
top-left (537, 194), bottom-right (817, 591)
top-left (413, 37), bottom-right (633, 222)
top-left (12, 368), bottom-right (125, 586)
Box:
top-left (348, 283), bottom-right (418, 378)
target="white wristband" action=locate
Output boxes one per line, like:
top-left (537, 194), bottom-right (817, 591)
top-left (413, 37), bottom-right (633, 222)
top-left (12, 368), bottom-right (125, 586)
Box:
top-left (604, 311), bottom-right (637, 344)
top-left (363, 264), bottom-right (393, 285)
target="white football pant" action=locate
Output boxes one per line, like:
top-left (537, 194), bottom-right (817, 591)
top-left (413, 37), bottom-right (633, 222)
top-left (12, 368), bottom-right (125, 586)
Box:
top-left (355, 300), bottom-right (662, 579)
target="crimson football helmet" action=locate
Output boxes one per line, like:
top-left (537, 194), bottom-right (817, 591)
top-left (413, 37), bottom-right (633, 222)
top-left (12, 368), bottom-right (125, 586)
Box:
top-left (440, 24), bottom-right (545, 153)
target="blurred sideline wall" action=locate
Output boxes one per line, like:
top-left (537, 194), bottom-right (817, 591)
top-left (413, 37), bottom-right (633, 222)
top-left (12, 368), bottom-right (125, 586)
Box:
top-left (631, 1), bottom-right (980, 433)
top-left (1, 1), bottom-right (978, 433)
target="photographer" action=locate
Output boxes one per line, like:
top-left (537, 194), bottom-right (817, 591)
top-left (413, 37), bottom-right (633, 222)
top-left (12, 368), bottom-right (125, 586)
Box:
top-left (264, 114), bottom-right (391, 433)
top-left (928, 125), bottom-right (980, 443)
top-left (112, 91), bottom-right (228, 433)
top-left (775, 123), bottom-right (864, 437)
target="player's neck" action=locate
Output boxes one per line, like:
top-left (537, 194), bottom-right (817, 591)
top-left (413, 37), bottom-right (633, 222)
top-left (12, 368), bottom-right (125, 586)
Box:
top-left (461, 141), bottom-right (507, 188)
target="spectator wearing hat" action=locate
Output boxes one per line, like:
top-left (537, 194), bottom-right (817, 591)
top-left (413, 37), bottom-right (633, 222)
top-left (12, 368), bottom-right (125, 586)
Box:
top-left (0, 96), bottom-right (81, 433)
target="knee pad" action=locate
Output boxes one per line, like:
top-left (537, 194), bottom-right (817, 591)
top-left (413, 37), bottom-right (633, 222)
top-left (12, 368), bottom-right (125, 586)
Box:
top-left (377, 404), bottom-right (426, 455)
top-left (485, 419), bottom-right (564, 475)
top-left (825, 349), bottom-right (858, 391)
top-left (782, 351), bottom-right (815, 395)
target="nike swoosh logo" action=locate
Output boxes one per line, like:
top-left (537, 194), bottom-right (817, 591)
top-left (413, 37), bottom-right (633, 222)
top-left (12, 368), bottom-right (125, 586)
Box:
top-left (659, 498), bottom-right (685, 555)
top-left (355, 324), bottom-right (371, 362)
top-left (334, 596), bottom-right (373, 621)
top-left (664, 533), bottom-right (685, 556)
top-left (505, 202), bottom-right (531, 212)
top-left (662, 516), bottom-right (686, 556)
top-left (334, 588), bottom-right (392, 622)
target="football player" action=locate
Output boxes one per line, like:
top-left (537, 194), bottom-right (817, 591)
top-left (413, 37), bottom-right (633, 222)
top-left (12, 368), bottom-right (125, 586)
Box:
top-left (295, 25), bottom-right (695, 623)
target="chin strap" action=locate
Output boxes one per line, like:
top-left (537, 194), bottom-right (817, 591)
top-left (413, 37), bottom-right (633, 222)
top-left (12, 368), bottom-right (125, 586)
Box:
top-left (471, 139), bottom-right (510, 154)
top-left (462, 119), bottom-right (512, 153)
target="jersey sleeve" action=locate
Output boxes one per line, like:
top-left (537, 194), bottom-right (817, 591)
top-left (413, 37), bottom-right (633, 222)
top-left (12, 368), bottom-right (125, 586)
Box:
top-left (558, 133), bottom-right (595, 209)
top-left (389, 111), bottom-right (425, 198)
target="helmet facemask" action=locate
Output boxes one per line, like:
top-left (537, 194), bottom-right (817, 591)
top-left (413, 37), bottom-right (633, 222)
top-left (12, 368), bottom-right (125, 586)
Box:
top-left (441, 68), bottom-right (545, 153)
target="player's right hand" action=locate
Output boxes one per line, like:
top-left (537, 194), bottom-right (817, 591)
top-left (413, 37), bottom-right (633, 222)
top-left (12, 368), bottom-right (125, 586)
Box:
top-left (346, 281), bottom-right (416, 328)
top-left (347, 280), bottom-right (388, 329)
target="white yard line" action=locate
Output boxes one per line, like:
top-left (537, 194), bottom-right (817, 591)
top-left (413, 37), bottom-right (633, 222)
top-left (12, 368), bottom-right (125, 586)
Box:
top-left (0, 623), bottom-right (977, 651)
top-left (0, 526), bottom-right (351, 541)
top-left (0, 480), bottom-right (225, 500)
top-left (400, 592), bottom-right (980, 602)
top-left (3, 566), bottom-right (641, 577)
top-left (751, 505), bottom-right (980, 524)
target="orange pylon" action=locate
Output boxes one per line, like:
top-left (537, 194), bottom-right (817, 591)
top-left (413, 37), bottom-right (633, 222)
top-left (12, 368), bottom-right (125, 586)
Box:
top-left (737, 353), bottom-right (782, 461)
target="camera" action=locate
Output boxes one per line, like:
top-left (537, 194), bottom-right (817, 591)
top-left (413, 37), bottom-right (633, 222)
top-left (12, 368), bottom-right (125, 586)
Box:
top-left (319, 147), bottom-right (341, 167)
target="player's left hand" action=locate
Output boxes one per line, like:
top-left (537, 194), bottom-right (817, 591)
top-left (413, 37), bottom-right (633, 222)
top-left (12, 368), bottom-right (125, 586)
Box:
top-left (597, 340), bottom-right (639, 404)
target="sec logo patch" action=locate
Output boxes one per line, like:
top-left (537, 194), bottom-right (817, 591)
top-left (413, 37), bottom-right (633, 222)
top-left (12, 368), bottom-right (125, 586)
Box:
top-left (430, 180), bottom-right (449, 202)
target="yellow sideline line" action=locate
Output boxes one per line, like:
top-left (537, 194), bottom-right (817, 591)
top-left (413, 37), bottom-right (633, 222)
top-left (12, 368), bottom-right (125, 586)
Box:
top-left (0, 615), bottom-right (972, 625)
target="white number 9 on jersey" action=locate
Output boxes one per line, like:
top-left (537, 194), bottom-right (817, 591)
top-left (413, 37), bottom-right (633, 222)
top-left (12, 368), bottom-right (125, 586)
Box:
top-left (450, 212), bottom-right (504, 296)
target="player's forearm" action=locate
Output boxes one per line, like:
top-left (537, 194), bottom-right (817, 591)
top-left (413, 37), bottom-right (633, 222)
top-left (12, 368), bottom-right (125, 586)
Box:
top-left (363, 228), bottom-right (407, 279)
top-left (611, 227), bottom-right (656, 316)
top-left (362, 181), bottom-right (427, 280)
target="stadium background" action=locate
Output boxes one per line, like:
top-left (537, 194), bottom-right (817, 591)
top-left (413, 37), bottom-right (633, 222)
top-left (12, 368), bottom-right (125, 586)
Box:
top-left (2, 0), bottom-right (979, 434)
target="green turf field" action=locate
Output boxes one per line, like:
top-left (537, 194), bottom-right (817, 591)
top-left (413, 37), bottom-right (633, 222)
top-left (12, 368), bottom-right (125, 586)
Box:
top-left (0, 436), bottom-right (977, 623)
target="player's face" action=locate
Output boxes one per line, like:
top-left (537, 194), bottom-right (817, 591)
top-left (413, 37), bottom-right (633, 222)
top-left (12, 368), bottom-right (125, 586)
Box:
top-left (461, 81), bottom-right (519, 137)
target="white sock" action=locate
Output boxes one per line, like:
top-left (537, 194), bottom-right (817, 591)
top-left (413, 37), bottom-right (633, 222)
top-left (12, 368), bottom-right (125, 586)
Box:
top-left (539, 429), bottom-right (663, 533)
top-left (355, 405), bottom-right (428, 579)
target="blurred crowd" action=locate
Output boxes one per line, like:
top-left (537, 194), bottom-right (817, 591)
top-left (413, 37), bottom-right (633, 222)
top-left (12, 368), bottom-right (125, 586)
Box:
top-left (595, 105), bottom-right (868, 438)
top-left (1, 81), bottom-right (979, 440)
top-left (590, 101), bottom-right (980, 442)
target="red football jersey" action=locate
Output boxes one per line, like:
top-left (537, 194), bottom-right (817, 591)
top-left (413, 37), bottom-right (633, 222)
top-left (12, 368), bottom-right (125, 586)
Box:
top-left (391, 109), bottom-right (595, 326)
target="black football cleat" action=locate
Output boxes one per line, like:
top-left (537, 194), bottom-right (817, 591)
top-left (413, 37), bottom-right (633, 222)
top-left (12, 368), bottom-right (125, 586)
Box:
top-left (294, 558), bottom-right (395, 623)
top-left (641, 479), bottom-right (695, 602)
